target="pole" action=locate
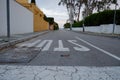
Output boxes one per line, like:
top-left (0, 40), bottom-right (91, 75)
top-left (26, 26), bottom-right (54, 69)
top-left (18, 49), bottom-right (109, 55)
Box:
top-left (69, 3), bottom-right (73, 30)
top-left (6, 0), bottom-right (10, 38)
top-left (113, 3), bottom-right (117, 34)
top-left (82, 11), bottom-right (85, 32)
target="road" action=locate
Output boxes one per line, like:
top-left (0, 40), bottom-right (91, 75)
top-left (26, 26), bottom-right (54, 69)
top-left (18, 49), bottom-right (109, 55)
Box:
top-left (14, 30), bottom-right (120, 66)
top-left (0, 30), bottom-right (120, 80)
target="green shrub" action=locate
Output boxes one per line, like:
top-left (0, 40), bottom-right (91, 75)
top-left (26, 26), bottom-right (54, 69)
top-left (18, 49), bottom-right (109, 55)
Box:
top-left (84, 10), bottom-right (120, 26)
top-left (72, 20), bottom-right (83, 27)
top-left (54, 22), bottom-right (59, 30)
top-left (64, 23), bottom-right (70, 28)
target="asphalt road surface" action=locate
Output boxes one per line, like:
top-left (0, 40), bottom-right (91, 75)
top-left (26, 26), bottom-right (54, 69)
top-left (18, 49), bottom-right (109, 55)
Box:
top-left (13, 30), bottom-right (120, 66)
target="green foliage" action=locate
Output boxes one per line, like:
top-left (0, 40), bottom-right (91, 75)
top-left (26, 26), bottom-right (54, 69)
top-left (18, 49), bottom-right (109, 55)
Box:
top-left (116, 10), bottom-right (120, 25)
top-left (69, 10), bottom-right (120, 27)
top-left (72, 20), bottom-right (83, 27)
top-left (46, 17), bottom-right (54, 25)
top-left (84, 10), bottom-right (120, 26)
top-left (44, 15), bottom-right (59, 30)
top-left (64, 23), bottom-right (70, 28)
top-left (44, 15), bottom-right (54, 25)
top-left (54, 22), bottom-right (59, 30)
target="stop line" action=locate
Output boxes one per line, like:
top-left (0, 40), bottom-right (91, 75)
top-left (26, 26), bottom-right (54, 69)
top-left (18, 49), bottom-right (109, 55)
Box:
top-left (17, 39), bottom-right (90, 51)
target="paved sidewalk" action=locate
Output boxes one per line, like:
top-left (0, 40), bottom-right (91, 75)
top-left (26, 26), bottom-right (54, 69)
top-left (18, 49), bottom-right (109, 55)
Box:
top-left (0, 31), bottom-right (49, 50)
top-left (72, 30), bottom-right (120, 39)
top-left (0, 65), bottom-right (120, 80)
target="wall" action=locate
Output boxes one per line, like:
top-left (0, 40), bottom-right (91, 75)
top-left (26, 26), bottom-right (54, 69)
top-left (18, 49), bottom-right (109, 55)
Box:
top-left (72, 24), bottom-right (120, 34)
top-left (16, 0), bottom-right (49, 32)
top-left (33, 6), bottom-right (49, 32)
top-left (10, 0), bottom-right (33, 35)
top-left (0, 0), bottom-right (7, 36)
top-left (0, 0), bottom-right (33, 36)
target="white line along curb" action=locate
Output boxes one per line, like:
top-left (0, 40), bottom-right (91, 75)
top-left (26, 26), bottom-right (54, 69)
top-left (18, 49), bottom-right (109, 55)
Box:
top-left (75, 36), bottom-right (120, 61)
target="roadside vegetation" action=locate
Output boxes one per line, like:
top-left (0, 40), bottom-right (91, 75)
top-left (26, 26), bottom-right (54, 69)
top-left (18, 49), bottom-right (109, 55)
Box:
top-left (44, 15), bottom-right (59, 30)
top-left (71, 10), bottom-right (120, 28)
top-left (58, 0), bottom-right (120, 28)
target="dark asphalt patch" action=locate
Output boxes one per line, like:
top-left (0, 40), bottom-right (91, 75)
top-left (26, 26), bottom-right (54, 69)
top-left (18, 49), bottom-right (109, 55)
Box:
top-left (0, 47), bottom-right (41, 63)
top-left (60, 54), bottom-right (70, 57)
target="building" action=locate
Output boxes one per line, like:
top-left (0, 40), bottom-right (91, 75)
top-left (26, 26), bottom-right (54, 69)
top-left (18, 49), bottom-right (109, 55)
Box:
top-left (16, 0), bottom-right (49, 32)
top-left (0, 0), bottom-right (33, 36)
top-left (0, 0), bottom-right (49, 36)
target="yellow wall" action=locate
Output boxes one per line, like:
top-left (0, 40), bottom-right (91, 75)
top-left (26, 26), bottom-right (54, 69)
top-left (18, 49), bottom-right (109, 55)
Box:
top-left (16, 0), bottom-right (49, 32)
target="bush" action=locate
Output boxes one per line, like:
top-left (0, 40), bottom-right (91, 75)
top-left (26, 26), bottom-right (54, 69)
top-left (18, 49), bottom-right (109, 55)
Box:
top-left (72, 20), bottom-right (83, 27)
top-left (64, 23), bottom-right (70, 28)
top-left (54, 22), bottom-right (59, 30)
top-left (84, 10), bottom-right (120, 26)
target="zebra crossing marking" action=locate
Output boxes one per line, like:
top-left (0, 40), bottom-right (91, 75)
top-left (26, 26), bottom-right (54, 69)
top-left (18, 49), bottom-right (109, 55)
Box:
top-left (17, 39), bottom-right (90, 52)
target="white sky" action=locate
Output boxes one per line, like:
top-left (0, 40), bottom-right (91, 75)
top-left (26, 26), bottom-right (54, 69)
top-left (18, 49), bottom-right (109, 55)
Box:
top-left (29, 0), bottom-right (120, 28)
top-left (35, 0), bottom-right (68, 28)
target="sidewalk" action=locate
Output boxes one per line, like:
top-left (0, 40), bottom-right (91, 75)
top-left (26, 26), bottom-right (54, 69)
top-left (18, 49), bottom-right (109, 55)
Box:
top-left (73, 31), bottom-right (120, 39)
top-left (0, 31), bottom-right (49, 50)
top-left (0, 65), bottom-right (120, 80)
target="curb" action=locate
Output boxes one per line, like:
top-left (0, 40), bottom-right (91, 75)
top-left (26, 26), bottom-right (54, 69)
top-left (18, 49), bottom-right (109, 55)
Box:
top-left (0, 31), bottom-right (49, 50)
top-left (73, 31), bottom-right (120, 39)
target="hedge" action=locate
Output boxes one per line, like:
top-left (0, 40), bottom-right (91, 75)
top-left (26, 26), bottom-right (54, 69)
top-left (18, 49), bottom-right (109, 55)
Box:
top-left (84, 10), bottom-right (120, 26)
top-left (72, 20), bottom-right (83, 27)
top-left (64, 23), bottom-right (70, 28)
top-left (70, 10), bottom-right (120, 27)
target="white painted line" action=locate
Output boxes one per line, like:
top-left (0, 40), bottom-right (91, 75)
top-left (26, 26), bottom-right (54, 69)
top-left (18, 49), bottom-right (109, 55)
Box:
top-left (27, 40), bottom-right (41, 47)
top-left (68, 40), bottom-right (90, 51)
top-left (54, 40), bottom-right (69, 51)
top-left (42, 40), bottom-right (53, 51)
top-left (76, 36), bottom-right (120, 61)
top-left (18, 40), bottom-right (41, 47)
top-left (36, 40), bottom-right (47, 47)
top-left (36, 40), bottom-right (53, 51)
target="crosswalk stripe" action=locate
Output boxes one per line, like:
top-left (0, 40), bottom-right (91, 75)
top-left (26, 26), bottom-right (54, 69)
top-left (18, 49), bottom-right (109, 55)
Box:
top-left (18, 40), bottom-right (41, 47)
top-left (42, 40), bottom-right (53, 51)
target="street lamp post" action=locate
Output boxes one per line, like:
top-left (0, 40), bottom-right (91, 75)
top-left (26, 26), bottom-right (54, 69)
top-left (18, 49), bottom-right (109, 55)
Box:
top-left (6, 0), bottom-right (10, 38)
top-left (69, 3), bottom-right (74, 30)
top-left (82, 11), bottom-right (85, 32)
top-left (113, 0), bottom-right (117, 34)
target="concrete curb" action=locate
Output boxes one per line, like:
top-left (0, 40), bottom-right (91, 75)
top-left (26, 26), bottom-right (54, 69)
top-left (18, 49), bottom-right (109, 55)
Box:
top-left (0, 31), bottom-right (49, 50)
top-left (73, 31), bottom-right (120, 39)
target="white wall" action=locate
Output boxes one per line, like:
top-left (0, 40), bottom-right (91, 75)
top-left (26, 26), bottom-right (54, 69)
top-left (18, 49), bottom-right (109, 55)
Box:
top-left (10, 0), bottom-right (33, 35)
top-left (0, 0), bottom-right (7, 36)
top-left (0, 0), bottom-right (33, 36)
top-left (72, 24), bottom-right (120, 34)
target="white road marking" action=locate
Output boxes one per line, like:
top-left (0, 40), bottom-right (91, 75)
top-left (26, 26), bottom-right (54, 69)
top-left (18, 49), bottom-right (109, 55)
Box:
top-left (68, 40), bottom-right (90, 51)
top-left (18, 40), bottom-right (41, 47)
top-left (36, 40), bottom-right (53, 51)
top-left (42, 40), bottom-right (53, 51)
top-left (54, 40), bottom-right (69, 51)
top-left (76, 36), bottom-right (120, 61)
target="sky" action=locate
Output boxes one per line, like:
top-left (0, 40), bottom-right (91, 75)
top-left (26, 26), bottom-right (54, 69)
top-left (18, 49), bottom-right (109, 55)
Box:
top-left (29, 0), bottom-right (120, 28)
top-left (35, 0), bottom-right (69, 28)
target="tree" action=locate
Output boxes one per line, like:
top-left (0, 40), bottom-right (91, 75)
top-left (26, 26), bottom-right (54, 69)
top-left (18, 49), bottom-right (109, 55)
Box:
top-left (58, 0), bottom-right (76, 20)
top-left (75, 0), bottom-right (84, 21)
top-left (94, 0), bottom-right (119, 12)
